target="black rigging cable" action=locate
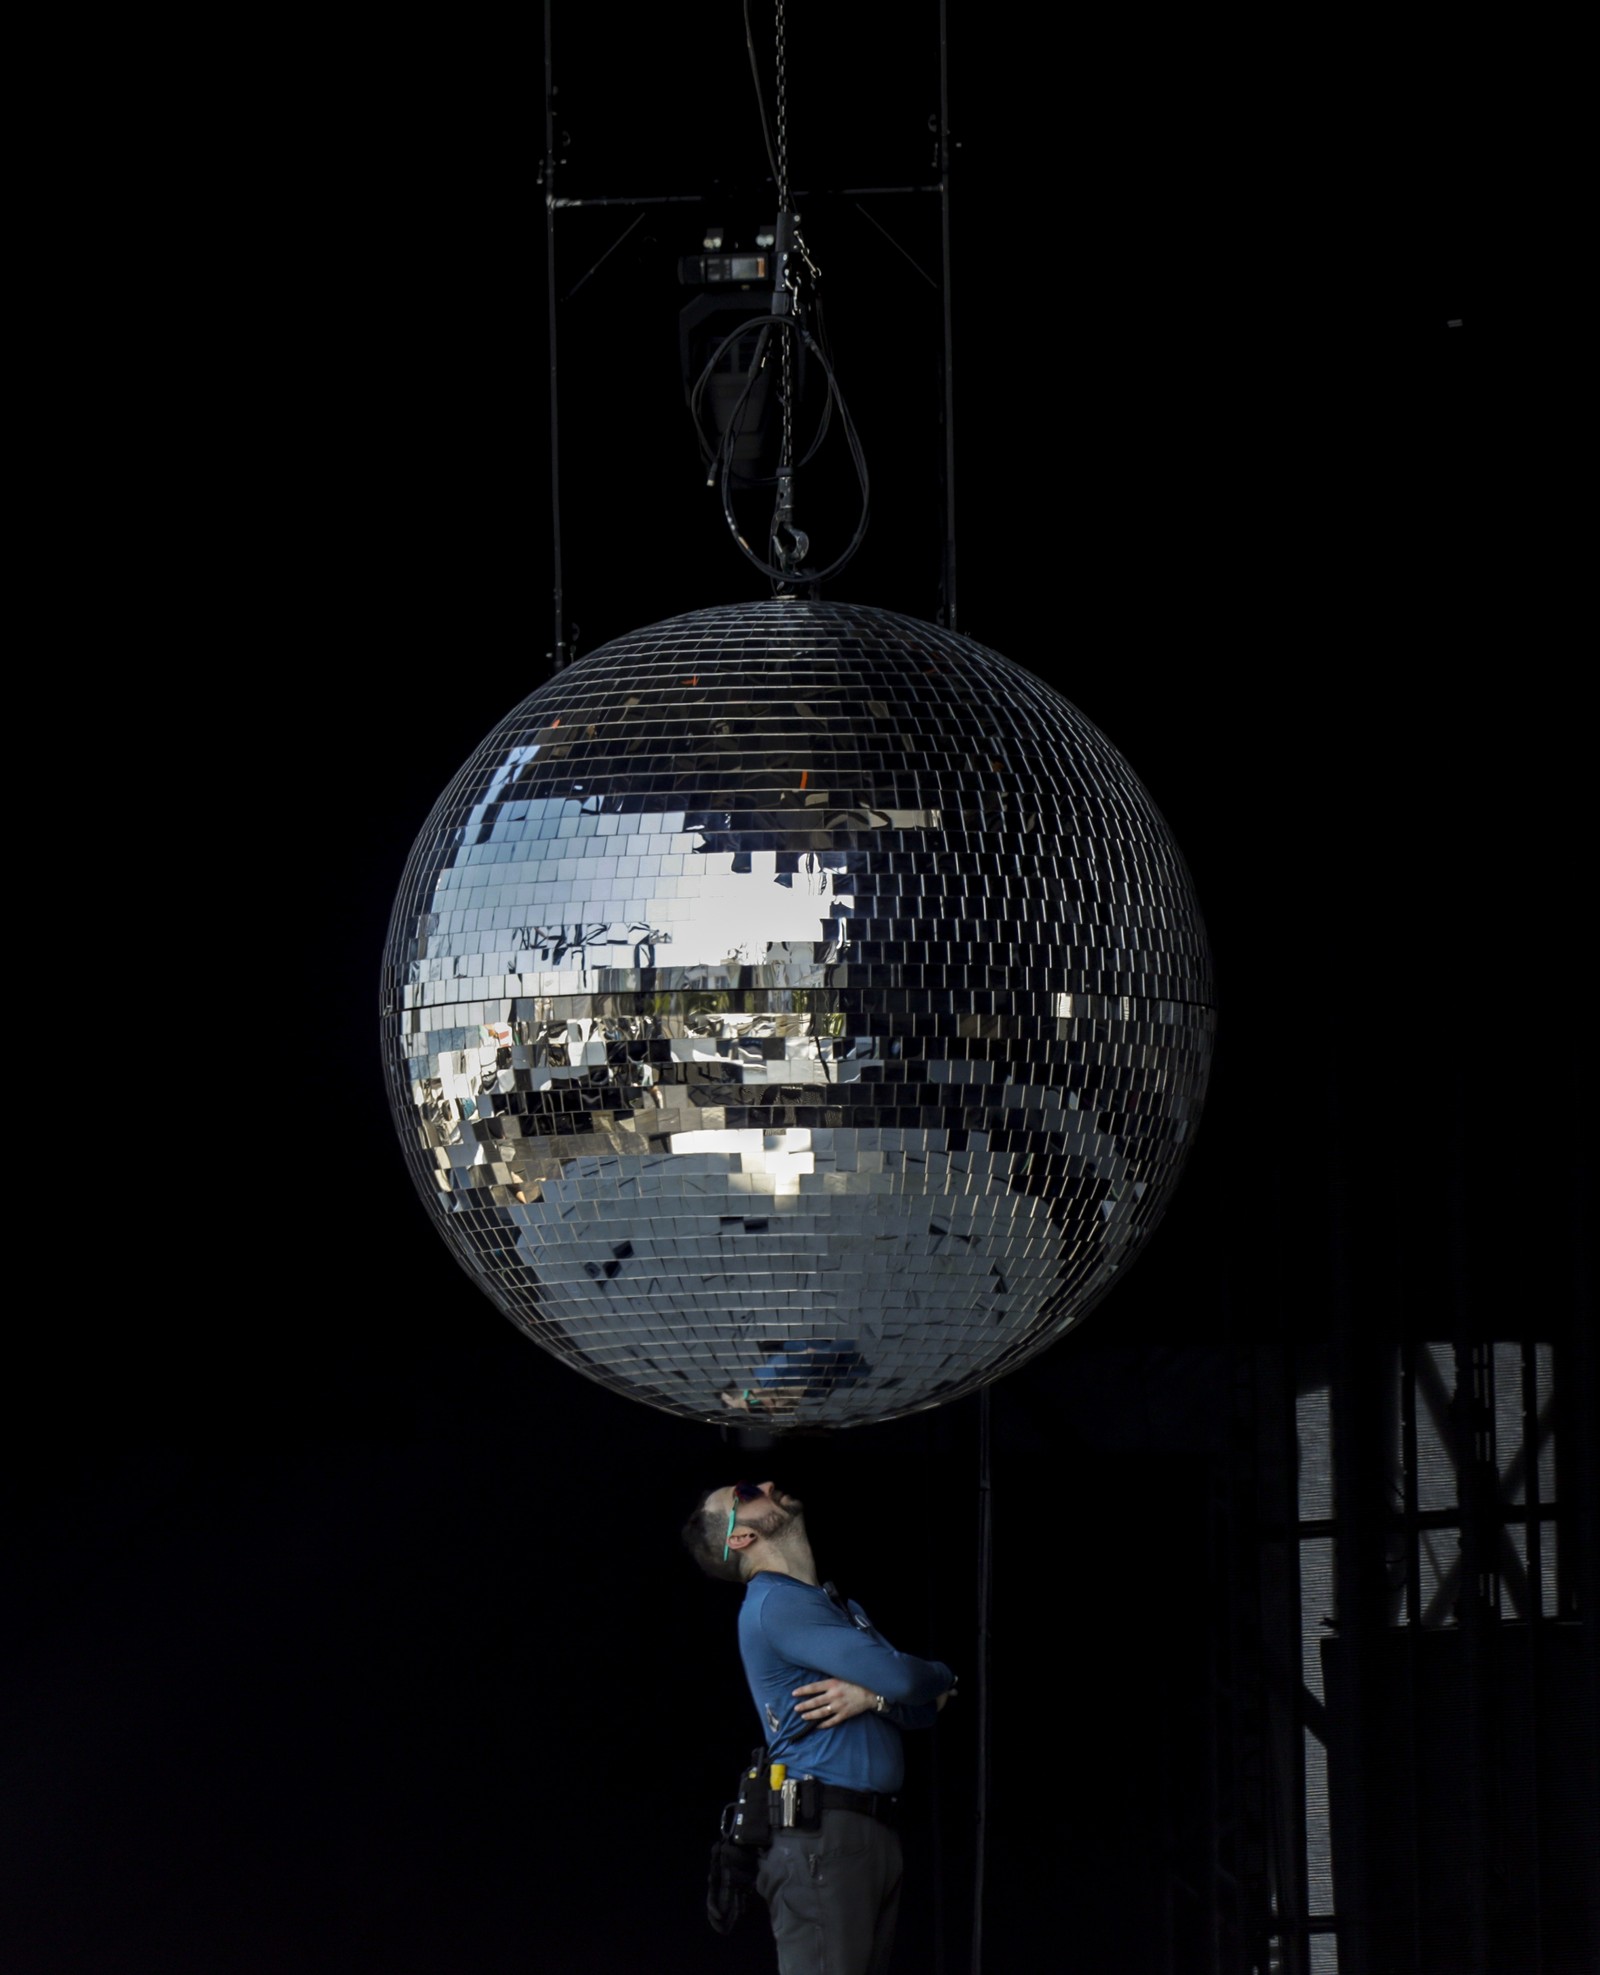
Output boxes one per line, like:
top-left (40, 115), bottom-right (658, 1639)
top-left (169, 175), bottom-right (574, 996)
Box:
top-left (742, 0), bottom-right (782, 191)
top-left (973, 1387), bottom-right (992, 1973)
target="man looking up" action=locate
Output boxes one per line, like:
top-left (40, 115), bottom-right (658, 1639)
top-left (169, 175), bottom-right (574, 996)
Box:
top-left (682, 1479), bottom-right (956, 1975)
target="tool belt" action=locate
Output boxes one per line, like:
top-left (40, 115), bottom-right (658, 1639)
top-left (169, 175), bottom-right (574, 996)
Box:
top-left (707, 1749), bottom-right (901, 1935)
top-left (807, 1783), bottom-right (900, 1829)
top-left (726, 1749), bottom-right (900, 1842)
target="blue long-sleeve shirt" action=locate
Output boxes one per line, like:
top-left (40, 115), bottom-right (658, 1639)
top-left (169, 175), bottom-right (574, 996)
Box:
top-left (738, 1572), bottom-right (954, 1792)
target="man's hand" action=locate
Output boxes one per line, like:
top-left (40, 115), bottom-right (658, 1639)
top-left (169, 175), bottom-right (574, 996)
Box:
top-left (793, 1677), bottom-right (876, 1726)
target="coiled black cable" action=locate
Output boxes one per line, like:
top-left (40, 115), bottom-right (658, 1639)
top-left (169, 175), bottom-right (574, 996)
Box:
top-left (688, 305), bottom-right (870, 587)
top-left (687, 294), bottom-right (841, 489)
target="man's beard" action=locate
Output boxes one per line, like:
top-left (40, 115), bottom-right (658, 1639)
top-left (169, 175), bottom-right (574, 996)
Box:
top-left (748, 1497), bottom-right (802, 1540)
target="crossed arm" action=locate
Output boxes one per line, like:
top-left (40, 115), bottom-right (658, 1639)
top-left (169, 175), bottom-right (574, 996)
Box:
top-left (756, 1579), bottom-right (956, 1731)
top-left (793, 1677), bottom-right (955, 1725)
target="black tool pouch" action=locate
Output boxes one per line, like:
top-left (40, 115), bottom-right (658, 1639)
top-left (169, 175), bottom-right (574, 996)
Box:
top-left (730, 1749), bottom-right (772, 1848)
top-left (706, 1748), bottom-right (770, 1936)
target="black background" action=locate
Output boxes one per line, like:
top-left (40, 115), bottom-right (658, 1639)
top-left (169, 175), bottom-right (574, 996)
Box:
top-left (6, 7), bottom-right (1566, 1974)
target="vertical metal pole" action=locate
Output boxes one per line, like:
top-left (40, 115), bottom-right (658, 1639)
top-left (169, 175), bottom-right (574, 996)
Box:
top-left (1257, 1325), bottom-right (1308, 1975)
top-left (1326, 1051), bottom-right (1375, 1975)
top-left (1206, 1451), bottom-right (1225, 1975)
top-left (1399, 1339), bottom-right (1425, 1975)
top-left (1563, 1158), bottom-right (1600, 1965)
top-left (923, 1407), bottom-right (948, 1975)
top-left (543, 0), bottom-right (567, 671)
top-left (1448, 1074), bottom-right (1492, 1974)
top-left (1450, 1335), bottom-right (1492, 1975)
top-left (1258, 1138), bottom-right (1309, 1975)
top-left (1520, 1337), bottom-right (1545, 1973)
top-left (936, 0), bottom-right (959, 632)
top-left (971, 1385), bottom-right (991, 1974)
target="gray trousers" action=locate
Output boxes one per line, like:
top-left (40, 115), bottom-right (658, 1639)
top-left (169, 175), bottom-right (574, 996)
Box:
top-left (755, 1806), bottom-right (903, 1975)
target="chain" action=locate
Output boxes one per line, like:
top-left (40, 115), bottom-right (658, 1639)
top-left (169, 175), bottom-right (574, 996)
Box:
top-left (775, 0), bottom-right (792, 474)
top-left (780, 336), bottom-right (794, 476)
top-left (775, 0), bottom-right (788, 208)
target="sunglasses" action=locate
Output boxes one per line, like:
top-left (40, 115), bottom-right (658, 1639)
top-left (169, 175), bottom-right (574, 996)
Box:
top-left (723, 1480), bottom-right (766, 1562)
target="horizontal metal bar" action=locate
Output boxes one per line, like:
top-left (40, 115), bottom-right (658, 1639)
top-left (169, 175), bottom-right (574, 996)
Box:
top-left (1264, 1919), bottom-right (1341, 1943)
top-left (1292, 1506), bottom-right (1560, 1539)
top-left (803, 183), bottom-right (942, 197)
top-left (550, 183), bottom-right (940, 211)
top-left (550, 192), bottom-right (707, 209)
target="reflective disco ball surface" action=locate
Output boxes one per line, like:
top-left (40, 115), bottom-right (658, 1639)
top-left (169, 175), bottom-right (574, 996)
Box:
top-left (380, 601), bottom-right (1215, 1431)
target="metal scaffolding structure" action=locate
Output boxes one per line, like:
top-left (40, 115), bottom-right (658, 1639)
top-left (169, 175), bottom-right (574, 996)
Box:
top-left (1229, 1204), bottom-right (1599, 1973)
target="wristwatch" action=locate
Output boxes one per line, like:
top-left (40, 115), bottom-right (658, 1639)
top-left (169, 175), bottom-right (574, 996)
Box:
top-left (873, 1693), bottom-right (888, 1714)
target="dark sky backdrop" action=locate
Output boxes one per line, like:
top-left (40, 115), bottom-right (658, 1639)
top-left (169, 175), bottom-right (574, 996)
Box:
top-left (6, 10), bottom-right (1555, 1975)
